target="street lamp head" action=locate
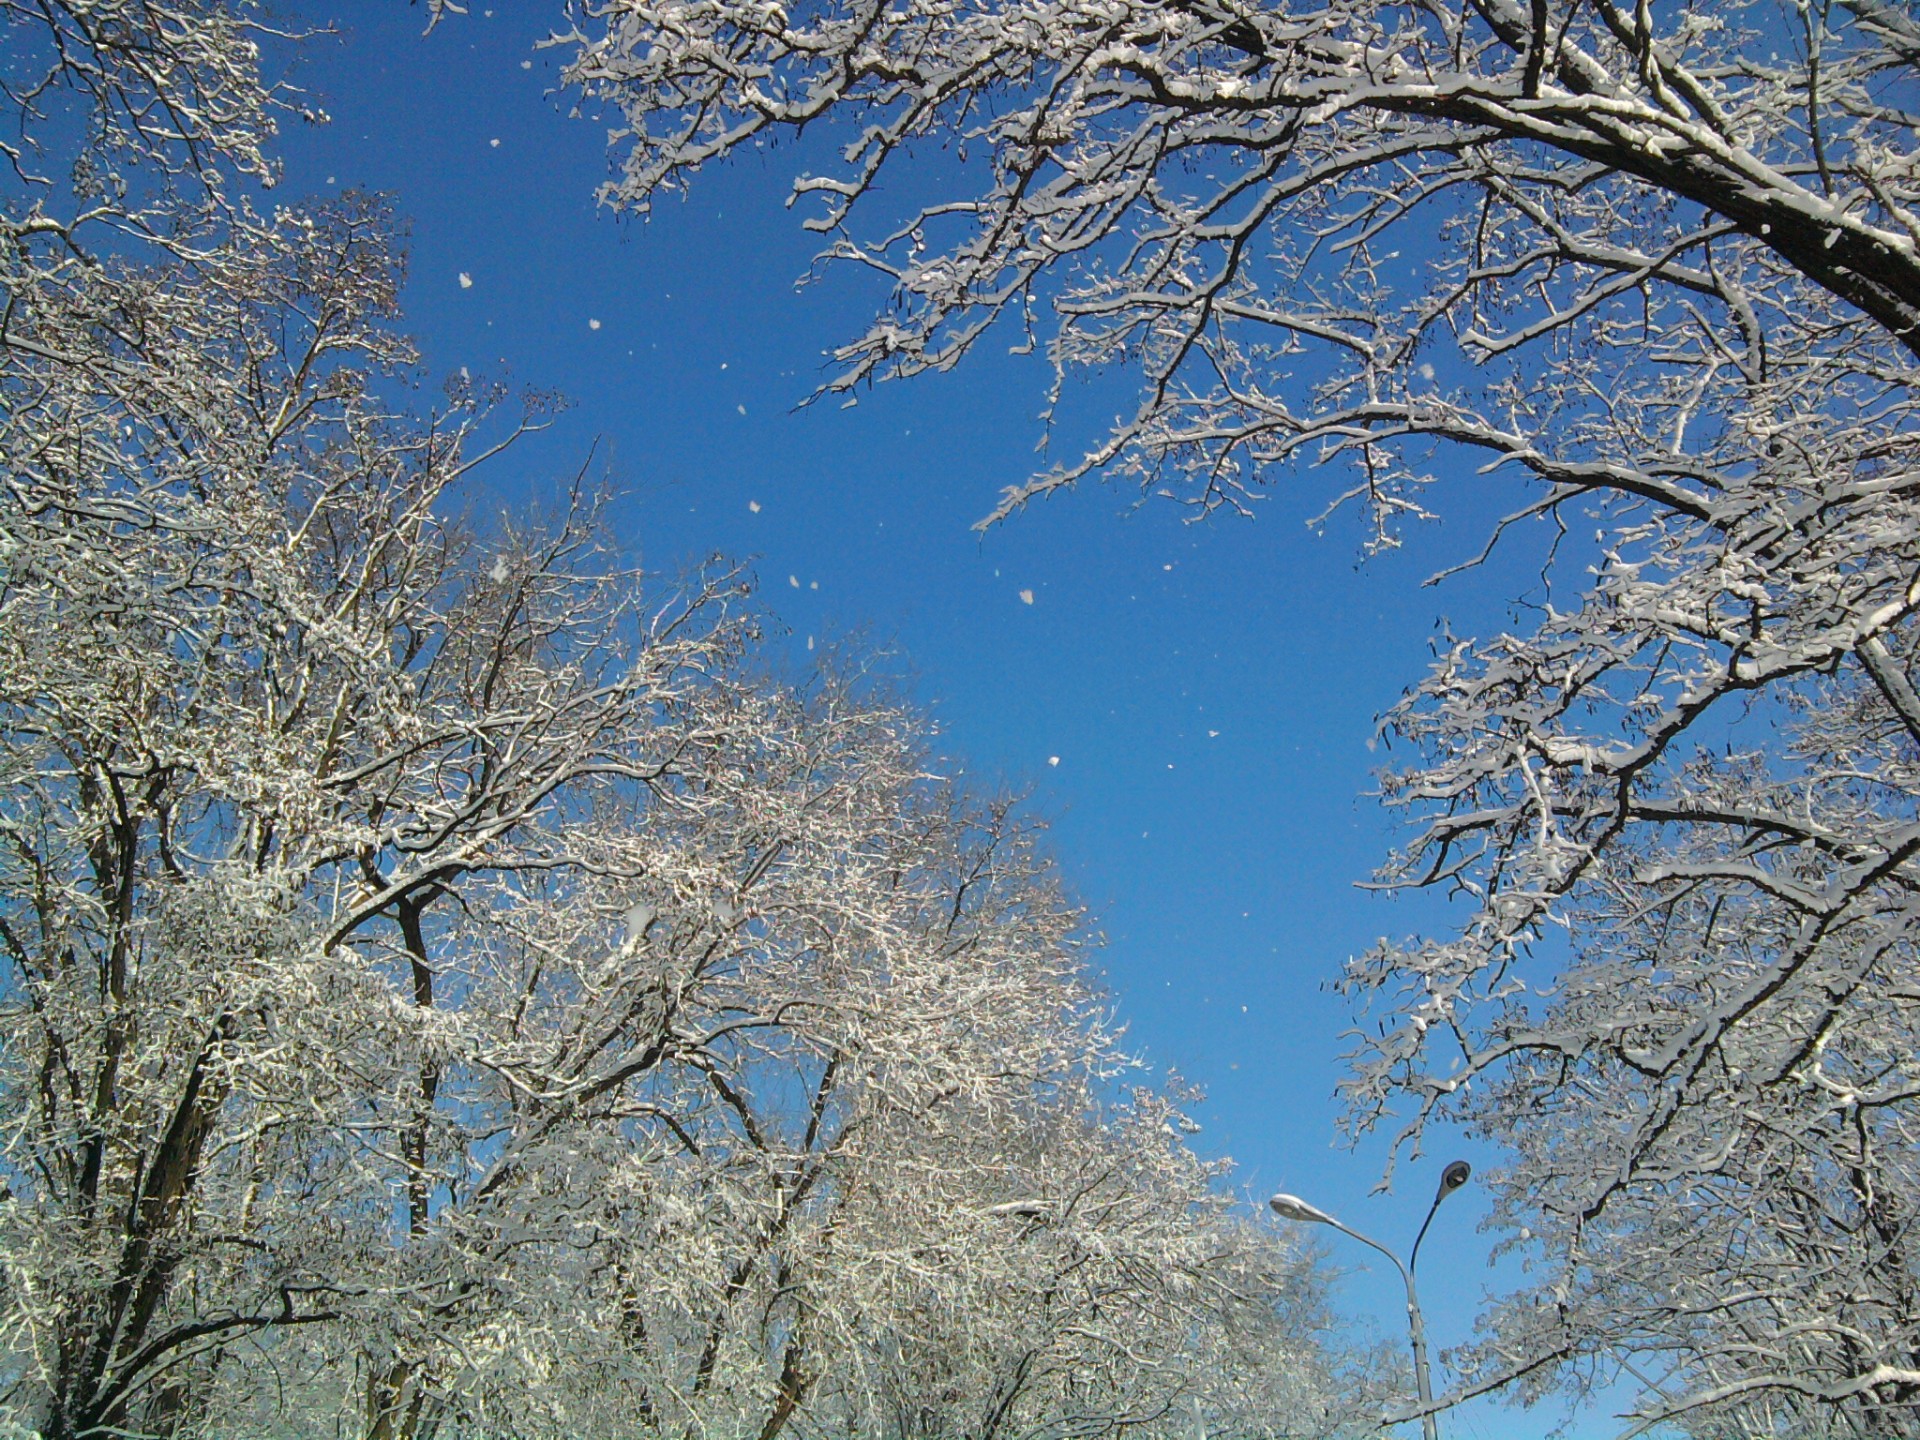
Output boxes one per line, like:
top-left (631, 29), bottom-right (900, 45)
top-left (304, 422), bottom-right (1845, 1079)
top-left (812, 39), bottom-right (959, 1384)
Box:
top-left (1268, 1192), bottom-right (1338, 1226)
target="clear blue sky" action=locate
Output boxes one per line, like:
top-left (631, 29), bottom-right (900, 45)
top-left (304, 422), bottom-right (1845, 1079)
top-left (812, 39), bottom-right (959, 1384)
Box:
top-left (269, 9), bottom-right (1625, 1435)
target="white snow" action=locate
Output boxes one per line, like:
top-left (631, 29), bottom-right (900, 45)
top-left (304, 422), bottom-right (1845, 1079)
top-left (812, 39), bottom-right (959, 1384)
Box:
top-left (623, 901), bottom-right (657, 944)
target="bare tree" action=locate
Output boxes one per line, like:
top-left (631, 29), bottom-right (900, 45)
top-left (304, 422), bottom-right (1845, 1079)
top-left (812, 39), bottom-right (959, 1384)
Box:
top-left (552, 0), bottom-right (1920, 1431)
top-left (0, 7), bottom-right (1371, 1438)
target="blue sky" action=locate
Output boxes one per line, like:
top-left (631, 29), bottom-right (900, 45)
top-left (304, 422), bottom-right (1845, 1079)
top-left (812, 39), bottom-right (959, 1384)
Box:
top-left (268, 8), bottom-right (1619, 1435)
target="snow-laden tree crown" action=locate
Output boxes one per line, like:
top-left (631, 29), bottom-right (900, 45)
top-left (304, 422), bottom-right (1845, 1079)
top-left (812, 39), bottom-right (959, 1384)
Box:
top-left (550, 0), bottom-right (1920, 1432)
top-left (0, 5), bottom-right (1381, 1438)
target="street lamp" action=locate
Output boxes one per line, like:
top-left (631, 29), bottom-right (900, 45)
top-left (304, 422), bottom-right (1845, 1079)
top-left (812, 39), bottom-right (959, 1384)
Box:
top-left (1269, 1161), bottom-right (1471, 1440)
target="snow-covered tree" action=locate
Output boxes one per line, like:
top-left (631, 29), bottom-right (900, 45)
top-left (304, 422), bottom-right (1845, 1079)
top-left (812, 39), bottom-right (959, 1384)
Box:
top-left (552, 0), bottom-right (1920, 1430)
top-left (0, 7), bottom-right (1373, 1438)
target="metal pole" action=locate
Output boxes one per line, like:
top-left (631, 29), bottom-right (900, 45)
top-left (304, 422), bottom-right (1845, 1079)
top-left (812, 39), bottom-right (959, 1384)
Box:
top-left (1322, 1218), bottom-right (1439, 1440)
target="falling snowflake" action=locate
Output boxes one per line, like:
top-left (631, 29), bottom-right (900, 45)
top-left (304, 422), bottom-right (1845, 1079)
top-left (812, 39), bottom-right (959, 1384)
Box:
top-left (749, 500), bottom-right (761, 513)
top-left (589, 318), bottom-right (602, 330)
top-left (1018, 589), bottom-right (1034, 605)
top-left (490, 138), bottom-right (501, 148)
top-left (1047, 756), bottom-right (1060, 767)
top-left (736, 403), bottom-right (746, 415)
top-left (458, 273), bottom-right (473, 289)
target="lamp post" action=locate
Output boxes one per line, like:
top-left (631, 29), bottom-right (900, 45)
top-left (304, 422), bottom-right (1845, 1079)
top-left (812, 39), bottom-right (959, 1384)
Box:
top-left (1269, 1161), bottom-right (1470, 1440)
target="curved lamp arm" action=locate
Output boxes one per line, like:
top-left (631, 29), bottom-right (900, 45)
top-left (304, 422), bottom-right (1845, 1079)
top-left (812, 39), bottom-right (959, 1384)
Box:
top-left (1410, 1160), bottom-right (1472, 1279)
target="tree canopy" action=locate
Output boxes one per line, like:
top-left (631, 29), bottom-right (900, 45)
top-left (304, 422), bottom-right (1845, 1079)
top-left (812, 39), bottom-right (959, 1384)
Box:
top-left (550, 0), bottom-right (1920, 1432)
top-left (0, 6), bottom-right (1376, 1437)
